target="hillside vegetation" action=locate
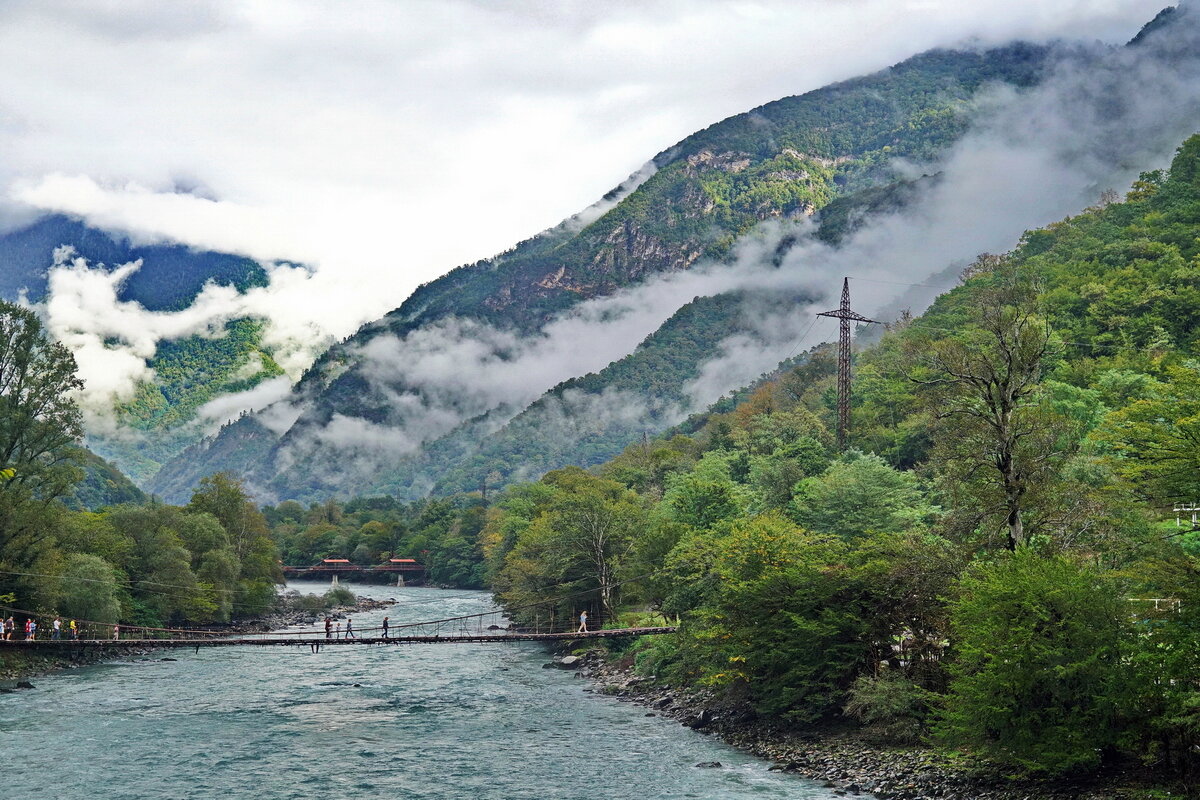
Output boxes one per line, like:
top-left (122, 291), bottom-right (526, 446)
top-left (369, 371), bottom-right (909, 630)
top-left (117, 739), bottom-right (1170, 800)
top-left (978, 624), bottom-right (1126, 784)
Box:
top-left (465, 134), bottom-right (1200, 781)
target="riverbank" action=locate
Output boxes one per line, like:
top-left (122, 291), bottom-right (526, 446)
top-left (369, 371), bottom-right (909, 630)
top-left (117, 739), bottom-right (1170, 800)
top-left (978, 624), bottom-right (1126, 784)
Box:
top-left (571, 648), bottom-right (1164, 800)
top-left (0, 593), bottom-right (395, 683)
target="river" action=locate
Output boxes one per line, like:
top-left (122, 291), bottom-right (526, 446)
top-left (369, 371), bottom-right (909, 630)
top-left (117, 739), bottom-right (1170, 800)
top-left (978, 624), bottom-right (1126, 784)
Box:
top-left (0, 582), bottom-right (843, 799)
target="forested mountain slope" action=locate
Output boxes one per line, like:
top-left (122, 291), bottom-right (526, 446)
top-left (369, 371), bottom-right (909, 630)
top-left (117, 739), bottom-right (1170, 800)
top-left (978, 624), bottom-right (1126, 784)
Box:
top-left (479, 131), bottom-right (1200, 785)
top-left (153, 3), bottom-right (1200, 504)
top-left (0, 213), bottom-right (286, 483)
top-left (150, 41), bottom-right (1056, 502)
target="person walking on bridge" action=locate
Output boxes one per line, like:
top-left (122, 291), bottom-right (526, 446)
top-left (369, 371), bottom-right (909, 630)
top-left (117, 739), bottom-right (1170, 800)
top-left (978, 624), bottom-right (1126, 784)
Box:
top-left (69, 619), bottom-right (78, 640)
top-left (52, 617), bottom-right (61, 640)
top-left (27, 619), bottom-right (36, 640)
top-left (112, 623), bottom-right (120, 641)
top-left (382, 616), bottom-right (389, 639)
top-left (3, 616), bottom-right (13, 640)
top-left (577, 611), bottom-right (588, 634)
top-left (345, 618), bottom-right (355, 639)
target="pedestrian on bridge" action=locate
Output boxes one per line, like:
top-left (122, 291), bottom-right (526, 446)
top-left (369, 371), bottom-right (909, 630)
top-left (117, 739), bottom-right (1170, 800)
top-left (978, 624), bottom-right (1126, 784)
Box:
top-left (578, 611), bottom-right (588, 634)
top-left (69, 619), bottom-right (78, 640)
top-left (27, 619), bottom-right (36, 640)
top-left (3, 616), bottom-right (13, 640)
top-left (52, 617), bottom-right (61, 640)
top-left (382, 616), bottom-right (389, 639)
top-left (324, 617), bottom-right (332, 639)
top-left (335, 621), bottom-right (341, 640)
top-left (345, 618), bottom-right (355, 639)
top-left (113, 623), bottom-right (120, 641)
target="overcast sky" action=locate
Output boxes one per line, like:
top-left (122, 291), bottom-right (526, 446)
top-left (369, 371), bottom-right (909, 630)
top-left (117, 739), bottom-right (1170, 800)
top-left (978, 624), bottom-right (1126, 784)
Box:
top-left (0, 0), bottom-right (1167, 350)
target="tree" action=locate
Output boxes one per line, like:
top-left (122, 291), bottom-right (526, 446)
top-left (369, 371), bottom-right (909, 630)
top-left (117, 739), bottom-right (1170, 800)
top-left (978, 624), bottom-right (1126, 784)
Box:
top-left (790, 451), bottom-right (934, 538)
top-left (187, 472), bottom-right (282, 614)
top-left (683, 515), bottom-right (869, 722)
top-left (187, 473), bottom-right (269, 562)
top-left (911, 279), bottom-right (1065, 550)
top-left (107, 505), bottom-right (213, 624)
top-left (494, 469), bottom-right (644, 625)
top-left (543, 468), bottom-right (645, 622)
top-left (937, 552), bottom-right (1127, 775)
top-left (0, 301), bottom-right (85, 599)
top-left (56, 553), bottom-right (122, 624)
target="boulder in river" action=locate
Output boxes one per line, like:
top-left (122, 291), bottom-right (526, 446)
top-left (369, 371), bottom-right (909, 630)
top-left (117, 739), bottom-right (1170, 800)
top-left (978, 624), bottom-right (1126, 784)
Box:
top-left (694, 761), bottom-right (722, 768)
top-left (554, 656), bottom-right (582, 669)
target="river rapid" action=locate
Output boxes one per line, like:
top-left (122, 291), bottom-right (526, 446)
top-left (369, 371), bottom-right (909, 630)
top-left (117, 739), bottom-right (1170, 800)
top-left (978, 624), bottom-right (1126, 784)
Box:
top-left (1, 582), bottom-right (844, 800)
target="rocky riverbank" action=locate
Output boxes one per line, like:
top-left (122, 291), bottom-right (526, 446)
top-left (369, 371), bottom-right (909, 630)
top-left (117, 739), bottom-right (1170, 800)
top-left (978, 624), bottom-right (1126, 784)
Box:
top-left (0, 594), bottom-right (395, 683)
top-left (568, 649), bottom-right (1160, 800)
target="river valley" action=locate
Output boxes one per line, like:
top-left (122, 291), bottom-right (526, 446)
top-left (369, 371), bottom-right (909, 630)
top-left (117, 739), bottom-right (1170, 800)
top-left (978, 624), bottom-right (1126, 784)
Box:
top-left (0, 582), bottom-right (845, 800)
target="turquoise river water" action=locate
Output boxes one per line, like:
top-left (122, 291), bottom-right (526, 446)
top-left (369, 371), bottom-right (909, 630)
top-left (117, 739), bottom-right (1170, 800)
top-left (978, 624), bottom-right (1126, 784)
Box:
top-left (0, 582), bottom-right (843, 800)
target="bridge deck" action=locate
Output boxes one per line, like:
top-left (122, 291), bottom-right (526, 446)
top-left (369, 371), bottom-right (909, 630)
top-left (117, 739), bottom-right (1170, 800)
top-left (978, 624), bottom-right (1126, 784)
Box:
top-left (4, 626), bottom-right (676, 649)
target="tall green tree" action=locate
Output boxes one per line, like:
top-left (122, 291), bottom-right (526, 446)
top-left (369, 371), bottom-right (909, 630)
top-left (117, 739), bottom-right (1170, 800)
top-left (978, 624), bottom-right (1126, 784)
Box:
top-left (790, 450), bottom-right (934, 538)
top-left (0, 300), bottom-right (84, 601)
top-left (187, 472), bottom-right (282, 614)
top-left (56, 552), bottom-right (122, 625)
top-left (911, 278), bottom-right (1066, 550)
top-left (1101, 363), bottom-right (1200, 508)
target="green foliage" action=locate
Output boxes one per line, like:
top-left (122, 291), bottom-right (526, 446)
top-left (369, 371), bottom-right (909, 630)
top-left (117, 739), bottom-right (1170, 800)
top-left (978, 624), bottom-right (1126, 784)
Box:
top-left (0, 300), bottom-right (85, 603)
top-left (60, 447), bottom-right (147, 510)
top-left (681, 516), bottom-right (870, 722)
top-left (844, 671), bottom-right (936, 744)
top-left (56, 553), bottom-right (122, 624)
top-left (324, 585), bottom-right (356, 607)
top-left (470, 133), bottom-right (1200, 789)
top-left (187, 472), bottom-right (283, 616)
top-left (262, 493), bottom-right (488, 589)
top-left (936, 552), bottom-right (1127, 775)
top-left (117, 319), bottom-right (283, 433)
top-left (492, 467), bottom-right (647, 623)
top-left (1100, 363), bottom-right (1200, 503)
top-left (790, 450), bottom-right (934, 537)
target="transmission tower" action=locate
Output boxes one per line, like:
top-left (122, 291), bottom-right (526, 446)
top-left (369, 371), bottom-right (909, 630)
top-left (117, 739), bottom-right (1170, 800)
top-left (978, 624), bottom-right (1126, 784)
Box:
top-left (816, 277), bottom-right (879, 450)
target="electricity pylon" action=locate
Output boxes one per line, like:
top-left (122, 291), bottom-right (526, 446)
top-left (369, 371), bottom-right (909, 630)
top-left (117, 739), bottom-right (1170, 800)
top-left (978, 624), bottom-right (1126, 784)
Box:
top-left (816, 277), bottom-right (879, 450)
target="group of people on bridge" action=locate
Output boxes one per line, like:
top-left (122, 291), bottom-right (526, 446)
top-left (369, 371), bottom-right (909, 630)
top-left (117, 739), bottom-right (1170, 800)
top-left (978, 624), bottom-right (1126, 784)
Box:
top-left (322, 615), bottom-right (391, 640)
top-left (3, 615), bottom-right (83, 641)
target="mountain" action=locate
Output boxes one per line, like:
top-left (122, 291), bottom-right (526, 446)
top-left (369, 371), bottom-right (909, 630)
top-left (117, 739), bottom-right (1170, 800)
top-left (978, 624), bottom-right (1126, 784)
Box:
top-left (0, 214), bottom-right (267, 310)
top-left (63, 447), bottom-right (148, 511)
top-left (147, 41), bottom-right (1055, 503)
top-left (0, 214), bottom-right (288, 483)
top-left (151, 5), bottom-right (1200, 504)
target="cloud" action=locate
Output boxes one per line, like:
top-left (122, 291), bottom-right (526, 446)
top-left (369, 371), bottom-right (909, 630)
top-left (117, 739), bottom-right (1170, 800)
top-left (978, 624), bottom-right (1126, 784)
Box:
top-left (298, 6), bottom-right (1200, 479)
top-left (39, 247), bottom-right (335, 430)
top-left (195, 375), bottom-right (293, 428)
top-left (0, 0), bottom-right (1164, 369)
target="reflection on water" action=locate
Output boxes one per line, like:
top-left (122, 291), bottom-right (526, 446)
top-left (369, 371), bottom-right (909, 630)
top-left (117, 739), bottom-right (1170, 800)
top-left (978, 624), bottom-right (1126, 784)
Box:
top-left (0, 582), bottom-right (840, 800)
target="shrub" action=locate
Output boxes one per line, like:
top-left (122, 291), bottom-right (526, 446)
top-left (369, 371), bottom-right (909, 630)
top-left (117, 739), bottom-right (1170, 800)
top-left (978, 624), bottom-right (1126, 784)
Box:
top-left (844, 671), bottom-right (935, 743)
top-left (324, 586), bottom-right (356, 608)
